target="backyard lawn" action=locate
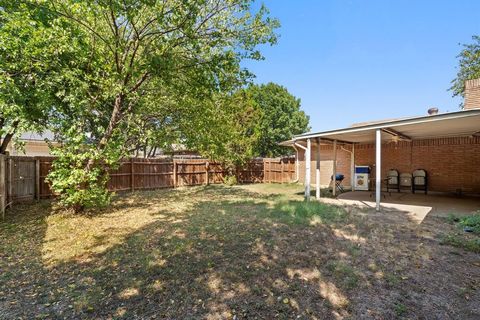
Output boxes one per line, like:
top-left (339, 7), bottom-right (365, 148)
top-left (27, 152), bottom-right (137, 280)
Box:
top-left (1, 184), bottom-right (479, 319)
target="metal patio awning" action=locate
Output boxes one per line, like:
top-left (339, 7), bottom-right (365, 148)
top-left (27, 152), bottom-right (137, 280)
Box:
top-left (282, 109), bottom-right (480, 146)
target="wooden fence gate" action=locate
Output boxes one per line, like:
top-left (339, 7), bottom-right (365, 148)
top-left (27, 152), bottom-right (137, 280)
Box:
top-left (1, 156), bottom-right (41, 218)
top-left (7, 157), bottom-right (37, 203)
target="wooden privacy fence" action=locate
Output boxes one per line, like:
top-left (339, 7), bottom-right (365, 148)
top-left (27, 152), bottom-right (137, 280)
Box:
top-left (0, 155), bottom-right (296, 217)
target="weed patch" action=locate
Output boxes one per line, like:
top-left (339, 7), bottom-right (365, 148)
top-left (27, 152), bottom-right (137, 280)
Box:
top-left (441, 234), bottom-right (480, 253)
top-left (458, 213), bottom-right (480, 234)
top-left (394, 302), bottom-right (407, 317)
top-left (440, 213), bottom-right (480, 253)
top-left (1, 184), bottom-right (479, 319)
top-left (272, 200), bottom-right (348, 225)
top-left (325, 261), bottom-right (359, 290)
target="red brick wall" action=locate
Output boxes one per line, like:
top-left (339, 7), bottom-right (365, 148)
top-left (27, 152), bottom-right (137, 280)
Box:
top-left (297, 144), bottom-right (353, 187)
top-left (296, 136), bottom-right (480, 194)
top-left (465, 79), bottom-right (480, 110)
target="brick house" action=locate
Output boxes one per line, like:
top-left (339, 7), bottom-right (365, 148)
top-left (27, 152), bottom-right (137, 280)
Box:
top-left (281, 79), bottom-right (480, 210)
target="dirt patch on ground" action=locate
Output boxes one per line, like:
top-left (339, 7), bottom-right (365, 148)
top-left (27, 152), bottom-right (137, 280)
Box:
top-left (0, 184), bottom-right (479, 319)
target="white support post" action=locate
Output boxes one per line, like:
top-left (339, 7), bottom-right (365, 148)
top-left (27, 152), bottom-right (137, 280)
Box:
top-left (332, 140), bottom-right (337, 197)
top-left (316, 138), bottom-right (321, 199)
top-left (305, 138), bottom-right (311, 200)
top-left (375, 129), bottom-right (381, 211)
top-left (294, 145), bottom-right (300, 182)
top-left (351, 144), bottom-right (355, 191)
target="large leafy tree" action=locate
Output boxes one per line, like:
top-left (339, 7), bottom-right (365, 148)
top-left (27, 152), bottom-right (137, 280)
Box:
top-left (5, 0), bottom-right (278, 210)
top-left (450, 35), bottom-right (480, 103)
top-left (0, 2), bottom-right (70, 153)
top-left (246, 83), bottom-right (309, 157)
top-left (183, 90), bottom-right (260, 170)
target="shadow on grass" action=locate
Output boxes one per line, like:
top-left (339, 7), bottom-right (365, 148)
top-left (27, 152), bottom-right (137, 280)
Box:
top-left (0, 187), bottom-right (357, 319)
top-left (294, 187), bottom-right (346, 199)
top-left (1, 185), bottom-right (479, 319)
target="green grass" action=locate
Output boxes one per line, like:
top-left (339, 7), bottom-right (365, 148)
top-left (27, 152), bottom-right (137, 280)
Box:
top-left (458, 213), bottom-right (480, 234)
top-left (0, 185), bottom-right (354, 319)
top-left (442, 212), bottom-right (480, 253)
top-left (446, 213), bottom-right (460, 224)
top-left (271, 200), bottom-right (348, 225)
top-left (394, 302), bottom-right (407, 317)
top-left (384, 272), bottom-right (403, 288)
top-left (441, 234), bottom-right (480, 253)
top-left (325, 261), bottom-right (360, 290)
top-left (0, 184), bottom-right (477, 319)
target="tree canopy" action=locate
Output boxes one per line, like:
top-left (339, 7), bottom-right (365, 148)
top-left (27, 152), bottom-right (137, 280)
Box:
top-left (0, 2), bottom-right (69, 153)
top-left (246, 83), bottom-right (309, 157)
top-left (450, 35), bottom-right (480, 103)
top-left (0, 0), bottom-right (279, 209)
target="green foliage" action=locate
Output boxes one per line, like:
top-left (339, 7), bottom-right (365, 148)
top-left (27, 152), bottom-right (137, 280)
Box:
top-left (394, 302), bottom-right (407, 317)
top-left (184, 90), bottom-right (261, 171)
top-left (446, 213), bottom-right (460, 223)
top-left (440, 213), bottom-right (480, 253)
top-left (3, 0), bottom-right (278, 210)
top-left (0, 2), bottom-right (71, 152)
top-left (325, 260), bottom-right (359, 290)
top-left (223, 175), bottom-right (238, 186)
top-left (246, 83), bottom-right (310, 157)
top-left (385, 273), bottom-right (402, 287)
top-left (441, 234), bottom-right (480, 253)
top-left (46, 127), bottom-right (122, 211)
top-left (458, 213), bottom-right (480, 234)
top-left (450, 35), bottom-right (480, 102)
top-left (273, 200), bottom-right (347, 225)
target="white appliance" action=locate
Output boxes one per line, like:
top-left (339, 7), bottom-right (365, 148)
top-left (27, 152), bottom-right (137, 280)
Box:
top-left (354, 166), bottom-right (370, 191)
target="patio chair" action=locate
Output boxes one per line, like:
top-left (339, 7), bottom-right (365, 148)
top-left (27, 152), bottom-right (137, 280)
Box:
top-left (399, 173), bottom-right (412, 192)
top-left (331, 173), bottom-right (345, 193)
top-left (386, 169), bottom-right (400, 193)
top-left (412, 169), bottom-right (427, 194)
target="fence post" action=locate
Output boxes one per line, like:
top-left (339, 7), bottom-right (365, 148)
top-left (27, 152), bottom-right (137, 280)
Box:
top-left (130, 158), bottom-right (135, 191)
top-left (0, 155), bottom-right (5, 219)
top-left (8, 157), bottom-right (13, 208)
top-left (263, 159), bottom-right (266, 183)
top-left (281, 159), bottom-right (284, 184)
top-left (173, 160), bottom-right (177, 187)
top-left (205, 162), bottom-right (209, 185)
top-left (269, 159), bottom-right (272, 183)
top-left (35, 158), bottom-right (40, 201)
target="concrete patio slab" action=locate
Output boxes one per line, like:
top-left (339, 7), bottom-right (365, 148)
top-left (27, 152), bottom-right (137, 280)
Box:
top-left (319, 191), bottom-right (480, 223)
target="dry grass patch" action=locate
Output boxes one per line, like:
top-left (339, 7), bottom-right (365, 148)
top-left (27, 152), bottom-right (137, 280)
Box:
top-left (1, 184), bottom-right (479, 319)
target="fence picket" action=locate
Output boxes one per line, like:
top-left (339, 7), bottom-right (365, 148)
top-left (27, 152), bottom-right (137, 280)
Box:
top-left (1, 156), bottom-right (296, 208)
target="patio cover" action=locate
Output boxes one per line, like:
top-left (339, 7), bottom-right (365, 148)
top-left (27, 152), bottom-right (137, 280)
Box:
top-left (281, 109), bottom-right (480, 211)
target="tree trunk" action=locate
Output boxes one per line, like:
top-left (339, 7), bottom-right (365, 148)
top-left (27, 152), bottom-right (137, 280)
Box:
top-left (0, 120), bottom-right (19, 154)
top-left (147, 146), bottom-right (157, 158)
top-left (98, 93), bottom-right (124, 150)
top-left (0, 133), bottom-right (14, 154)
top-left (85, 94), bottom-right (124, 173)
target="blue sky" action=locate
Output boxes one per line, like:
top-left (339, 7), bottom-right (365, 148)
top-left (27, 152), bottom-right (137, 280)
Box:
top-left (244, 0), bottom-right (480, 132)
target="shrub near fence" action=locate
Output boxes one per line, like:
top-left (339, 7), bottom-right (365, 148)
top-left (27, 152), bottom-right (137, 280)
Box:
top-left (0, 155), bottom-right (296, 217)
